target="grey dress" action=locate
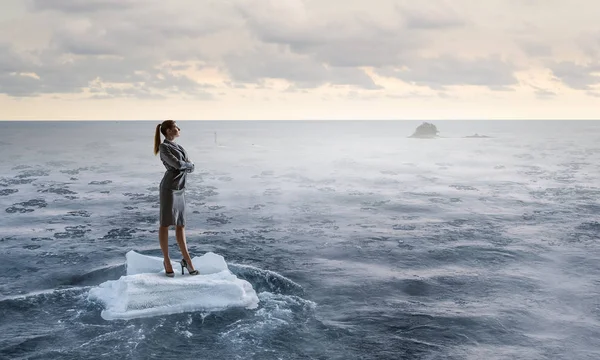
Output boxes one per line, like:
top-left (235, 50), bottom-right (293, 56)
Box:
top-left (158, 139), bottom-right (195, 227)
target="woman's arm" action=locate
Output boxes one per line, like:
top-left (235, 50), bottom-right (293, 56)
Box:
top-left (159, 143), bottom-right (194, 170)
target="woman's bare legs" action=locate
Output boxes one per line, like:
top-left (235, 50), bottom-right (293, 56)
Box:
top-left (175, 225), bottom-right (196, 271)
top-left (159, 226), bottom-right (173, 273)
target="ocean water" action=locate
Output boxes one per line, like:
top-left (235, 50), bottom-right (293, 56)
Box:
top-left (0, 120), bottom-right (599, 359)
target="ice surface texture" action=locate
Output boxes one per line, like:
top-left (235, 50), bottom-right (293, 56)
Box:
top-left (88, 251), bottom-right (259, 320)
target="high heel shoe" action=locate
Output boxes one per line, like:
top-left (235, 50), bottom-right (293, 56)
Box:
top-left (164, 260), bottom-right (175, 278)
top-left (180, 258), bottom-right (199, 275)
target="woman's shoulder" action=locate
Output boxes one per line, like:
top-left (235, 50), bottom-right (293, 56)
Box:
top-left (158, 142), bottom-right (173, 155)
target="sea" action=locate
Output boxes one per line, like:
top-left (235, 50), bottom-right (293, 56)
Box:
top-left (0, 120), bottom-right (599, 360)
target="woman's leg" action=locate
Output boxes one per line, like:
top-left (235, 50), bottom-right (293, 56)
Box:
top-left (175, 225), bottom-right (196, 271)
top-left (159, 226), bottom-right (173, 272)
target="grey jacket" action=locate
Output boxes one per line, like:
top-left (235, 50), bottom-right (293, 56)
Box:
top-left (159, 139), bottom-right (195, 190)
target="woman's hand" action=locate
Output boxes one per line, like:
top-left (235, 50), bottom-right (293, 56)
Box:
top-left (186, 162), bottom-right (195, 173)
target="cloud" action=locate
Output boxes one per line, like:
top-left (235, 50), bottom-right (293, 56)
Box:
top-left (29, 0), bottom-right (139, 13)
top-left (0, 44), bottom-right (32, 73)
top-left (519, 41), bottom-right (553, 57)
top-left (396, 2), bottom-right (466, 29)
top-left (88, 80), bottom-right (214, 100)
top-left (587, 91), bottom-right (600, 97)
top-left (376, 55), bottom-right (518, 90)
top-left (0, 0), bottom-right (598, 102)
top-left (39, 4), bottom-right (235, 59)
top-left (233, 0), bottom-right (512, 92)
top-left (89, 86), bottom-right (167, 100)
top-left (576, 31), bottom-right (600, 58)
top-left (0, 0), bottom-right (236, 98)
top-left (531, 85), bottom-right (557, 99)
top-left (0, 43), bottom-right (213, 97)
top-left (223, 45), bottom-right (380, 89)
top-left (550, 61), bottom-right (600, 90)
top-left (236, 0), bottom-right (422, 68)
top-left (0, 73), bottom-right (41, 97)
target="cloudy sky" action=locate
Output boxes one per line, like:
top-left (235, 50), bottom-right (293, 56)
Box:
top-left (1, 0), bottom-right (599, 120)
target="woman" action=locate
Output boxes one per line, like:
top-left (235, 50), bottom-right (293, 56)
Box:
top-left (153, 119), bottom-right (199, 277)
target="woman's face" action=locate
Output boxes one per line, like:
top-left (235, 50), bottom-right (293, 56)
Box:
top-left (167, 124), bottom-right (180, 138)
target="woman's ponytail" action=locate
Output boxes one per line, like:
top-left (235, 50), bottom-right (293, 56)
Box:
top-left (154, 124), bottom-right (162, 155)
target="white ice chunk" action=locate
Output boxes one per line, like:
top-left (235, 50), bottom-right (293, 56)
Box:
top-left (88, 251), bottom-right (258, 320)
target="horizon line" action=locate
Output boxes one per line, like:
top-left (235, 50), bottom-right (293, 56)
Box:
top-left (1, 119), bottom-right (599, 122)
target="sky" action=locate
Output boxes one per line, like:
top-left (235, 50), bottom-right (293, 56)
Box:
top-left (0, 0), bottom-right (599, 120)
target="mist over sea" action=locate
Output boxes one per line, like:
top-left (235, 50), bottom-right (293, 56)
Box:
top-left (1, 120), bottom-right (599, 359)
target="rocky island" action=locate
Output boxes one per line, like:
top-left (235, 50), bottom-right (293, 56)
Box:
top-left (408, 122), bottom-right (493, 139)
top-left (464, 133), bottom-right (492, 138)
top-left (409, 122), bottom-right (440, 138)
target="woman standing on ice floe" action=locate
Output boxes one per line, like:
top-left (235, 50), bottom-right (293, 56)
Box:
top-left (153, 120), bottom-right (199, 277)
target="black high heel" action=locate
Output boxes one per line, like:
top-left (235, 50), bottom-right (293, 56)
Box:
top-left (180, 258), bottom-right (199, 275)
top-left (164, 260), bottom-right (175, 278)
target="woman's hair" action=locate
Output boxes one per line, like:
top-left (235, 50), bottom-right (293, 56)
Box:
top-left (154, 119), bottom-right (176, 155)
